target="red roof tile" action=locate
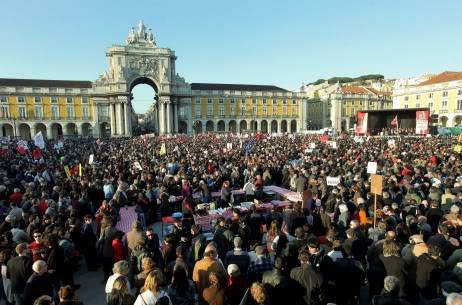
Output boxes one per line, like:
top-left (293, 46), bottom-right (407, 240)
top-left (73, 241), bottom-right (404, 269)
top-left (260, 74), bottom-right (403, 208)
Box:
top-left (417, 71), bottom-right (462, 86)
top-left (340, 86), bottom-right (371, 94)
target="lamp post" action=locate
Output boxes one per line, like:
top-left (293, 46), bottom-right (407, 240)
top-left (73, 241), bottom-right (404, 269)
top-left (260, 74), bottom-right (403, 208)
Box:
top-left (193, 120), bottom-right (200, 136)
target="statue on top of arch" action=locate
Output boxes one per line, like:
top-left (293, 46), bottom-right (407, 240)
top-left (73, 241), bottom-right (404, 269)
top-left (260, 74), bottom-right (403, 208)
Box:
top-left (127, 20), bottom-right (156, 46)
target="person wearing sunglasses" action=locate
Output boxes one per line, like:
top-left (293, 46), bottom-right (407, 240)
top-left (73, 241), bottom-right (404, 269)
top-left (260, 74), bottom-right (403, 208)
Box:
top-left (28, 230), bottom-right (46, 262)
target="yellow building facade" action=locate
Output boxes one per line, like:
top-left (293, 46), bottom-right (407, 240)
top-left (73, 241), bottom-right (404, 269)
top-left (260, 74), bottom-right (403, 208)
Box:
top-left (393, 71), bottom-right (462, 127)
top-left (0, 79), bottom-right (96, 139)
top-left (190, 84), bottom-right (304, 133)
top-left (330, 86), bottom-right (393, 131)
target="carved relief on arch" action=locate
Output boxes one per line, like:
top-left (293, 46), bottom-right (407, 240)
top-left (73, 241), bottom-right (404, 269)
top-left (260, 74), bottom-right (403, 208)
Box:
top-left (124, 56), bottom-right (160, 80)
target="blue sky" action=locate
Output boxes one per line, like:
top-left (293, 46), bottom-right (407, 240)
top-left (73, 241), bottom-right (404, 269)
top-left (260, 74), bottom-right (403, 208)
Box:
top-left (1, 0), bottom-right (461, 113)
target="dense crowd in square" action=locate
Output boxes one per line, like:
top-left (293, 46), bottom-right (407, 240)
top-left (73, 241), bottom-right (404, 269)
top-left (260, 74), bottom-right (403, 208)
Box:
top-left (0, 132), bottom-right (461, 305)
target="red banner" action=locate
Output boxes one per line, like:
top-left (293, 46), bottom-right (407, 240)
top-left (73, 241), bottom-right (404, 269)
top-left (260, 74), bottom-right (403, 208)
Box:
top-left (416, 110), bottom-right (429, 135)
top-left (355, 112), bottom-right (368, 135)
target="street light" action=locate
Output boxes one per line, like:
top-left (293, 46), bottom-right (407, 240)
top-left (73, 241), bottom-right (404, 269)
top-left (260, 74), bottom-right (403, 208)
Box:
top-left (194, 120), bottom-right (201, 136)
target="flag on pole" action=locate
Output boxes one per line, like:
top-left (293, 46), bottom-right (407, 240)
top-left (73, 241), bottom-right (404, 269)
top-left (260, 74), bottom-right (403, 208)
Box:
top-left (33, 131), bottom-right (45, 149)
top-left (159, 143), bottom-right (166, 155)
top-left (79, 163), bottom-right (82, 177)
top-left (390, 115), bottom-right (398, 127)
top-left (32, 148), bottom-right (42, 160)
top-left (64, 165), bottom-right (71, 178)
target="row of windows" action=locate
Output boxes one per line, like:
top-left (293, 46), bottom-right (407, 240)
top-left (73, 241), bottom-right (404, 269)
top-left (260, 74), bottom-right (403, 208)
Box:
top-left (404, 89), bottom-right (462, 101)
top-left (196, 97), bottom-right (298, 105)
top-left (0, 87), bottom-right (88, 94)
top-left (402, 100), bottom-right (462, 110)
top-left (0, 96), bottom-right (89, 104)
top-left (0, 105), bottom-right (90, 119)
top-left (195, 105), bottom-right (295, 117)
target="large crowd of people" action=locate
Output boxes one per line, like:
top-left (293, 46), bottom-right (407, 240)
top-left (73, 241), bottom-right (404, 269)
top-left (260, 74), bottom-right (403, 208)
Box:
top-left (0, 132), bottom-right (462, 305)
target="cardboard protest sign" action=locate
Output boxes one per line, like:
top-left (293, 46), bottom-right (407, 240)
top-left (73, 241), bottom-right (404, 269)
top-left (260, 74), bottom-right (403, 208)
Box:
top-left (89, 154), bottom-right (94, 165)
top-left (387, 139), bottom-right (395, 148)
top-left (367, 162), bottom-right (377, 174)
top-left (327, 176), bottom-right (341, 186)
top-left (371, 174), bottom-right (383, 195)
top-left (309, 142), bottom-right (316, 149)
top-left (227, 143), bottom-right (232, 150)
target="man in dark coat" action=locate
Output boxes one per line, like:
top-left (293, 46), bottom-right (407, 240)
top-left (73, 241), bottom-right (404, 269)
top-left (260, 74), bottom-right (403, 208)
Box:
top-left (23, 260), bottom-right (54, 305)
top-left (334, 245), bottom-right (366, 305)
top-left (290, 250), bottom-right (323, 305)
top-left (416, 244), bottom-right (445, 301)
top-left (99, 217), bottom-right (119, 280)
top-left (6, 243), bottom-right (32, 305)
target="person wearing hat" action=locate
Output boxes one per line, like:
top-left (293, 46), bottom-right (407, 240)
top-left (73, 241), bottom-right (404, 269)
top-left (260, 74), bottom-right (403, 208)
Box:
top-left (192, 243), bottom-right (226, 303)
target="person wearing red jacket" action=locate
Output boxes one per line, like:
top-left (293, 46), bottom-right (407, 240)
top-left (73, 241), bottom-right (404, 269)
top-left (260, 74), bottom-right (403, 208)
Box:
top-left (9, 188), bottom-right (23, 206)
top-left (112, 231), bottom-right (127, 263)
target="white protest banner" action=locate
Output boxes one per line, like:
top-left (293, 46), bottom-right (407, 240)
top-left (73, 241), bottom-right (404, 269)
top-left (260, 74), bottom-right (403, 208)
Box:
top-left (227, 143), bottom-right (233, 150)
top-left (89, 154), bottom-right (94, 165)
top-left (327, 176), bottom-right (341, 186)
top-left (353, 136), bottom-right (364, 144)
top-left (309, 142), bottom-right (316, 149)
top-left (367, 161), bottom-right (377, 174)
top-left (134, 161), bottom-right (143, 170)
top-left (33, 131), bottom-right (45, 149)
top-left (327, 141), bottom-right (337, 149)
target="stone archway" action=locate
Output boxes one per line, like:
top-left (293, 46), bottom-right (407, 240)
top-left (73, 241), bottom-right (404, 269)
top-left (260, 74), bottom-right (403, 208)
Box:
top-left (100, 122), bottom-right (111, 138)
top-left (66, 123), bottom-right (77, 137)
top-left (81, 123), bottom-right (92, 137)
top-left (1, 123), bottom-right (14, 138)
top-left (250, 120), bottom-right (257, 132)
top-left (94, 21), bottom-right (191, 136)
top-left (440, 116), bottom-right (448, 127)
top-left (229, 120), bottom-right (237, 133)
top-left (18, 123), bottom-right (31, 140)
top-left (239, 120), bottom-right (247, 133)
top-left (261, 120), bottom-right (268, 133)
top-left (34, 123), bottom-right (47, 139)
top-left (290, 120), bottom-right (297, 133)
top-left (454, 116), bottom-right (462, 126)
top-left (179, 120), bottom-right (188, 134)
top-left (217, 120), bottom-right (225, 132)
top-left (51, 123), bottom-right (63, 140)
top-left (271, 120), bottom-right (278, 133)
top-left (281, 120), bottom-right (287, 133)
top-left (206, 120), bottom-right (214, 132)
top-left (194, 121), bottom-right (203, 134)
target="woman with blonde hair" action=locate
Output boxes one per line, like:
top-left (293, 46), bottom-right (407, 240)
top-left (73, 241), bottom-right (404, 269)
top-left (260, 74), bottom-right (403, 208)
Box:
top-left (135, 257), bottom-right (156, 291)
top-left (134, 270), bottom-right (172, 305)
top-left (107, 276), bottom-right (135, 305)
top-left (250, 282), bottom-right (270, 305)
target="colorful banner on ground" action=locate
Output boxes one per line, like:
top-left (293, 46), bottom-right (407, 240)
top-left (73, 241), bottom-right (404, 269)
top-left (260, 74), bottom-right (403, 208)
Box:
top-left (355, 112), bottom-right (368, 135)
top-left (416, 110), bottom-right (429, 135)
